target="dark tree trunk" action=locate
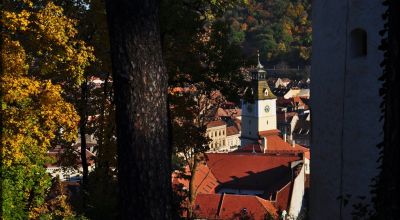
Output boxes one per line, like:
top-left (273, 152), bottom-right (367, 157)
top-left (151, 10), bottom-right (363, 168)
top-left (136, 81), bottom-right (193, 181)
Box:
top-left (105, 1), bottom-right (172, 219)
top-left (375, 0), bottom-right (400, 219)
top-left (79, 78), bottom-right (90, 210)
top-left (79, 81), bottom-right (89, 184)
top-left (97, 72), bottom-right (110, 170)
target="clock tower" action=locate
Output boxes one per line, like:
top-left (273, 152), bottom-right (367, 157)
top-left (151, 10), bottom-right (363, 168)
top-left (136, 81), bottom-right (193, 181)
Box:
top-left (240, 53), bottom-right (277, 147)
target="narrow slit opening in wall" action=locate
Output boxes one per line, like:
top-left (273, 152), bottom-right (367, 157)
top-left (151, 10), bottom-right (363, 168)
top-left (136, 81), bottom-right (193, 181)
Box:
top-left (351, 28), bottom-right (367, 58)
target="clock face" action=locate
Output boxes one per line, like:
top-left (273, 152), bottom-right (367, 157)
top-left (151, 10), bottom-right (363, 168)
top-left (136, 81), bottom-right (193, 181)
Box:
top-left (264, 105), bottom-right (270, 113)
top-left (247, 104), bottom-right (253, 112)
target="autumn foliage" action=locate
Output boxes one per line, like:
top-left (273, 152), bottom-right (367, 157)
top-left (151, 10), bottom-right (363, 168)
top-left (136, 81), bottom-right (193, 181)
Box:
top-left (1, 1), bottom-right (93, 218)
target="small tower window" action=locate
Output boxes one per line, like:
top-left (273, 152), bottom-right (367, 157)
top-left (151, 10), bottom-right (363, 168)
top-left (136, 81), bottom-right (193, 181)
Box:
top-left (264, 88), bottom-right (269, 96)
top-left (351, 28), bottom-right (367, 57)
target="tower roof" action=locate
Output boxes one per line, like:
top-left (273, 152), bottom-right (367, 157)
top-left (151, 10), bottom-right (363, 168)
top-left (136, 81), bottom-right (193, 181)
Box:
top-left (243, 51), bottom-right (277, 101)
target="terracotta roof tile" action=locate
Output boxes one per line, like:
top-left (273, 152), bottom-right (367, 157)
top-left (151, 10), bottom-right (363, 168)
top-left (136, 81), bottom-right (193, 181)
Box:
top-left (194, 194), bottom-right (278, 219)
top-left (219, 194), bottom-right (278, 219)
top-left (172, 163), bottom-right (219, 195)
top-left (226, 126), bottom-right (240, 136)
top-left (238, 135), bottom-right (309, 154)
top-left (193, 194), bottom-right (221, 218)
top-left (275, 182), bottom-right (292, 211)
top-left (207, 120), bottom-right (226, 128)
top-left (205, 153), bottom-right (300, 195)
top-left (258, 129), bottom-right (281, 137)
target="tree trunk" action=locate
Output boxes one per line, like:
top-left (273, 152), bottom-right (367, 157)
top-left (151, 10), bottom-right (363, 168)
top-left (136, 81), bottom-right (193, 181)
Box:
top-left (188, 158), bottom-right (198, 219)
top-left (79, 78), bottom-right (89, 210)
top-left (105, 1), bottom-right (172, 219)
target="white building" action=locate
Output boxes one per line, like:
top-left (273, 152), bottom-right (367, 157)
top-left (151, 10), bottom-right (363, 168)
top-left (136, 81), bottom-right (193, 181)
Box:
top-left (275, 77), bottom-right (291, 88)
top-left (206, 120), bottom-right (227, 152)
top-left (283, 88), bottom-right (310, 99)
top-left (311, 0), bottom-right (384, 219)
top-left (240, 56), bottom-right (277, 147)
top-left (225, 125), bottom-right (241, 151)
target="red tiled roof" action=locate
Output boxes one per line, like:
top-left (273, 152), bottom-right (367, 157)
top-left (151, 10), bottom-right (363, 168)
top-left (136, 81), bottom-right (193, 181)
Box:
top-left (216, 108), bottom-right (229, 117)
top-left (194, 194), bottom-right (278, 219)
top-left (226, 126), bottom-right (240, 136)
top-left (258, 129), bottom-right (281, 137)
top-left (172, 163), bottom-right (219, 195)
top-left (207, 120), bottom-right (226, 128)
top-left (215, 108), bottom-right (242, 119)
top-left (193, 194), bottom-right (221, 218)
top-left (238, 135), bottom-right (309, 154)
top-left (275, 182), bottom-right (293, 211)
top-left (205, 153), bottom-right (300, 195)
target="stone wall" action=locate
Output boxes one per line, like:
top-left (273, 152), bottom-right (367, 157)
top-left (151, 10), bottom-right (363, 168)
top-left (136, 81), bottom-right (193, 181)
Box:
top-left (310, 0), bottom-right (384, 219)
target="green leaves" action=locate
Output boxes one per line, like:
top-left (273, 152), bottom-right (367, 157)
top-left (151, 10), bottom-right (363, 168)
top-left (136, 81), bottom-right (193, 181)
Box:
top-left (222, 0), bottom-right (312, 65)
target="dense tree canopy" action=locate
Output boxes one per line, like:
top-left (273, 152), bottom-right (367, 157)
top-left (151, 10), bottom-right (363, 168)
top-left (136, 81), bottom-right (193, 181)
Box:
top-left (222, 0), bottom-right (312, 66)
top-left (1, 1), bottom-right (93, 218)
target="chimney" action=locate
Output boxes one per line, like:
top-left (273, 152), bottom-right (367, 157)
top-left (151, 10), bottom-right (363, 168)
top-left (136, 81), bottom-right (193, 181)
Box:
top-left (284, 132), bottom-right (287, 142)
top-left (263, 137), bottom-right (268, 153)
top-left (292, 140), bottom-right (296, 148)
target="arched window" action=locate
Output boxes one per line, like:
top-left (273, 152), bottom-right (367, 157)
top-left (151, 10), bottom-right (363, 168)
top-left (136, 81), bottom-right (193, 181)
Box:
top-left (351, 28), bottom-right (367, 57)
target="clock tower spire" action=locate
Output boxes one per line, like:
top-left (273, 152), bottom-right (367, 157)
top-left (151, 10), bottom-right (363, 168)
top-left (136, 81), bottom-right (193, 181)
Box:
top-left (240, 52), bottom-right (277, 147)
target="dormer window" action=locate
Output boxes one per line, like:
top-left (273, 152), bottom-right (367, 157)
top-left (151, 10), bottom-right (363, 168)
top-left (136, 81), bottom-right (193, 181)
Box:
top-left (264, 88), bottom-right (269, 96)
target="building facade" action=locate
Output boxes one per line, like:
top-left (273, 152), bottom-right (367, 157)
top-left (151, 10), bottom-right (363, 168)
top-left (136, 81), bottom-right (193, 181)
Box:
top-left (206, 120), bottom-right (227, 152)
top-left (241, 58), bottom-right (277, 147)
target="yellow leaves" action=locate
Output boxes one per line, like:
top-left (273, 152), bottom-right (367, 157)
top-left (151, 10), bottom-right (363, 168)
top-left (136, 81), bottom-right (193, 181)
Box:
top-left (2, 2), bottom-right (94, 85)
top-left (277, 42), bottom-right (287, 53)
top-left (1, 74), bottom-right (80, 166)
top-left (299, 46), bottom-right (311, 61)
top-left (34, 2), bottom-right (78, 45)
top-left (2, 10), bottom-right (31, 32)
top-left (1, 38), bottom-right (29, 75)
top-left (2, 76), bottom-right (41, 103)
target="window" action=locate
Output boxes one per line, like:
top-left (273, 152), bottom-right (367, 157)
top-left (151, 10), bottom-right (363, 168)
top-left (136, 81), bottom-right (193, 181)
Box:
top-left (351, 28), bottom-right (367, 57)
